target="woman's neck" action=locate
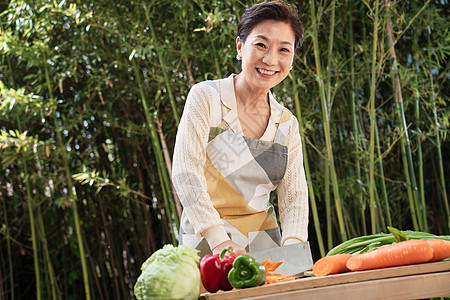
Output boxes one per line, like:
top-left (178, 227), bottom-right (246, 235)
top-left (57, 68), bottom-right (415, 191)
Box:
top-left (233, 73), bottom-right (270, 109)
top-left (233, 73), bottom-right (271, 139)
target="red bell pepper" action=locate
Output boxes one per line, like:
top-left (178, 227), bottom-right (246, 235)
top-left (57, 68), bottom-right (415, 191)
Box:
top-left (199, 246), bottom-right (235, 293)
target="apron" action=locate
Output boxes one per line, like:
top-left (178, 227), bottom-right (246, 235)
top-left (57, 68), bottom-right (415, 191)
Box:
top-left (179, 78), bottom-right (293, 258)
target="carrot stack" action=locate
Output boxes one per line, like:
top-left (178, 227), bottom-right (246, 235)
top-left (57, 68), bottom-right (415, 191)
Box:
top-left (346, 239), bottom-right (433, 271)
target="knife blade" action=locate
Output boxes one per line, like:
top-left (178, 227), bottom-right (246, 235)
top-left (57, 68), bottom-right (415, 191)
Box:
top-left (247, 242), bottom-right (314, 277)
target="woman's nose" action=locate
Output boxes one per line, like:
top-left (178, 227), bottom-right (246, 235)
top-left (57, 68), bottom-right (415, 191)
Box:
top-left (262, 49), bottom-right (277, 65)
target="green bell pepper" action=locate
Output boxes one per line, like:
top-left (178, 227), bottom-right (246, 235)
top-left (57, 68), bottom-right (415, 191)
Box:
top-left (227, 254), bottom-right (266, 288)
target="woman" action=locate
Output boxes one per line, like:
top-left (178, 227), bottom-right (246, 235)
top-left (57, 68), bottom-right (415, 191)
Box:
top-left (172, 1), bottom-right (308, 258)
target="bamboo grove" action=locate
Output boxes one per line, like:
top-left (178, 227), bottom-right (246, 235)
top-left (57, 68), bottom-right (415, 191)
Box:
top-left (0, 0), bottom-right (448, 299)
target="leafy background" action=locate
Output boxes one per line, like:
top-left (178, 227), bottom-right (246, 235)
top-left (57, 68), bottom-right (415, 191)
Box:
top-left (0, 0), bottom-right (448, 299)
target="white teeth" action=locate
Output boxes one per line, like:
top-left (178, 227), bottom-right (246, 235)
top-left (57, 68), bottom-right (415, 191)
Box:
top-left (257, 68), bottom-right (276, 75)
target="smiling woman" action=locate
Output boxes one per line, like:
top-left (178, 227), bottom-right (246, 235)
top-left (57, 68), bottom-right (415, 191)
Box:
top-left (235, 20), bottom-right (295, 139)
top-left (172, 1), bottom-right (309, 259)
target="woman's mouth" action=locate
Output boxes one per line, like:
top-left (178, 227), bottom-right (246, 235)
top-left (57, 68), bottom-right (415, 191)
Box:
top-left (256, 68), bottom-right (277, 77)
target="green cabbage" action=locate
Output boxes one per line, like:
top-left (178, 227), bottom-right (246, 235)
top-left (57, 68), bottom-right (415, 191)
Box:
top-left (134, 244), bottom-right (201, 300)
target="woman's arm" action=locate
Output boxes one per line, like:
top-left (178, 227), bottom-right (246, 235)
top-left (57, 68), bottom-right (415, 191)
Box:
top-left (172, 83), bottom-right (230, 249)
top-left (277, 115), bottom-right (309, 245)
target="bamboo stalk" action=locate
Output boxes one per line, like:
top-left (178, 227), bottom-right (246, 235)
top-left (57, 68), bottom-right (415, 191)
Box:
top-left (347, 0), bottom-right (365, 236)
top-left (368, 0), bottom-right (380, 234)
top-left (131, 58), bottom-right (179, 240)
top-left (31, 91), bottom-right (61, 299)
top-left (325, 0), bottom-right (337, 245)
top-left (135, 148), bottom-right (158, 252)
top-left (24, 161), bottom-right (42, 300)
top-left (374, 115), bottom-right (392, 227)
top-left (324, 162), bottom-right (332, 249)
top-left (322, 0), bottom-right (347, 241)
top-left (398, 129), bottom-right (419, 230)
top-left (324, 0), bottom-right (348, 242)
top-left (155, 118), bottom-right (183, 219)
top-left (343, 205), bottom-right (358, 238)
top-left (363, 1), bottom-right (391, 230)
top-left (27, 101), bottom-right (59, 298)
top-left (182, 56), bottom-right (196, 86)
top-left (110, 213), bottom-right (129, 298)
top-left (132, 146), bottom-right (155, 254)
top-left (36, 204), bottom-right (59, 300)
top-left (309, 0), bottom-right (347, 242)
top-left (80, 216), bottom-right (105, 300)
top-left (358, 117), bottom-right (370, 236)
top-left (207, 33), bottom-right (223, 78)
top-left (325, 0), bottom-right (336, 110)
top-left (374, 190), bottom-right (382, 231)
top-left (411, 15), bottom-right (427, 231)
top-left (156, 169), bottom-right (176, 243)
top-left (386, 16), bottom-right (422, 230)
top-left (0, 197), bottom-right (13, 300)
top-left (4, 55), bottom-right (15, 300)
top-left (292, 74), bottom-right (325, 257)
top-left (98, 197), bottom-right (121, 298)
top-left (414, 93), bottom-right (427, 231)
top-left (0, 252), bottom-right (5, 299)
top-left (41, 49), bottom-right (91, 300)
top-left (426, 17), bottom-right (449, 231)
top-left (429, 70), bottom-right (450, 231)
top-left (8, 53), bottom-right (47, 299)
top-left (146, 11), bottom-right (180, 125)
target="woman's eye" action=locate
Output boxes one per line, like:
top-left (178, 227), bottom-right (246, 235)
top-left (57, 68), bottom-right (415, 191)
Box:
top-left (280, 48), bottom-right (290, 52)
top-left (256, 43), bottom-right (266, 48)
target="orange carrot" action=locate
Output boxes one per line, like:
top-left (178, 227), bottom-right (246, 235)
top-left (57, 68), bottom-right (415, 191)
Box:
top-left (261, 260), bottom-right (283, 272)
top-left (265, 276), bottom-right (278, 284)
top-left (312, 254), bottom-right (352, 277)
top-left (260, 260), bottom-right (296, 284)
top-left (426, 239), bottom-right (450, 262)
top-left (264, 273), bottom-right (295, 284)
top-left (346, 239), bottom-right (433, 271)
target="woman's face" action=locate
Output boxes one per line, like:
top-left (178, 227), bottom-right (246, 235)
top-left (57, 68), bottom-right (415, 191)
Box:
top-left (237, 20), bottom-right (295, 92)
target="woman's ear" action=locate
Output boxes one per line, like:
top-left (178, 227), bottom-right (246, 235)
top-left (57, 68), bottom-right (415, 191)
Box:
top-left (236, 36), bottom-right (242, 60)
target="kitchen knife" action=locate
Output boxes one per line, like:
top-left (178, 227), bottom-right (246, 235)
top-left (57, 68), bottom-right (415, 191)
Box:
top-left (247, 242), bottom-right (314, 277)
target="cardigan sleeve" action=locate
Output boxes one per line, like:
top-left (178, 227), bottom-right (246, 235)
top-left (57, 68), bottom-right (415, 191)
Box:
top-left (277, 115), bottom-right (309, 245)
top-left (172, 83), bottom-right (229, 248)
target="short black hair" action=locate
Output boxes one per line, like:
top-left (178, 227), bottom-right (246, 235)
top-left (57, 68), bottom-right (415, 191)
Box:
top-left (237, 1), bottom-right (304, 52)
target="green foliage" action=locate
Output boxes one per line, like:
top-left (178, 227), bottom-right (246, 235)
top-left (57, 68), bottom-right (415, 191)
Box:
top-left (0, 0), bottom-right (448, 298)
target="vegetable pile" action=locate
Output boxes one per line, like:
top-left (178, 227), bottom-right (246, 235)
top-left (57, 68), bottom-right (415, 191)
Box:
top-left (134, 244), bottom-right (298, 298)
top-left (134, 244), bottom-right (201, 300)
top-left (312, 227), bottom-right (450, 277)
top-left (199, 248), bottom-right (296, 293)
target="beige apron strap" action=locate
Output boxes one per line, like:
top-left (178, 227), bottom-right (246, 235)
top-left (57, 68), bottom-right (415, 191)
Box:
top-left (274, 108), bottom-right (293, 145)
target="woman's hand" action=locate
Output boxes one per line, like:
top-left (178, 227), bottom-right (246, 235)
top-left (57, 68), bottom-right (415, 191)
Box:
top-left (212, 240), bottom-right (247, 257)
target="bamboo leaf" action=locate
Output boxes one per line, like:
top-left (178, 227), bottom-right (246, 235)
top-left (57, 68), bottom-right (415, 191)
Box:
top-left (129, 49), bottom-right (136, 61)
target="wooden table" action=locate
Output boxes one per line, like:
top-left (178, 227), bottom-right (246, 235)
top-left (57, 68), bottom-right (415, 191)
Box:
top-left (200, 260), bottom-right (450, 300)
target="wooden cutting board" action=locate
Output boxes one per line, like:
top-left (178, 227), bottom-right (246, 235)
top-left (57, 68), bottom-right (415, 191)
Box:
top-left (200, 260), bottom-right (450, 300)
